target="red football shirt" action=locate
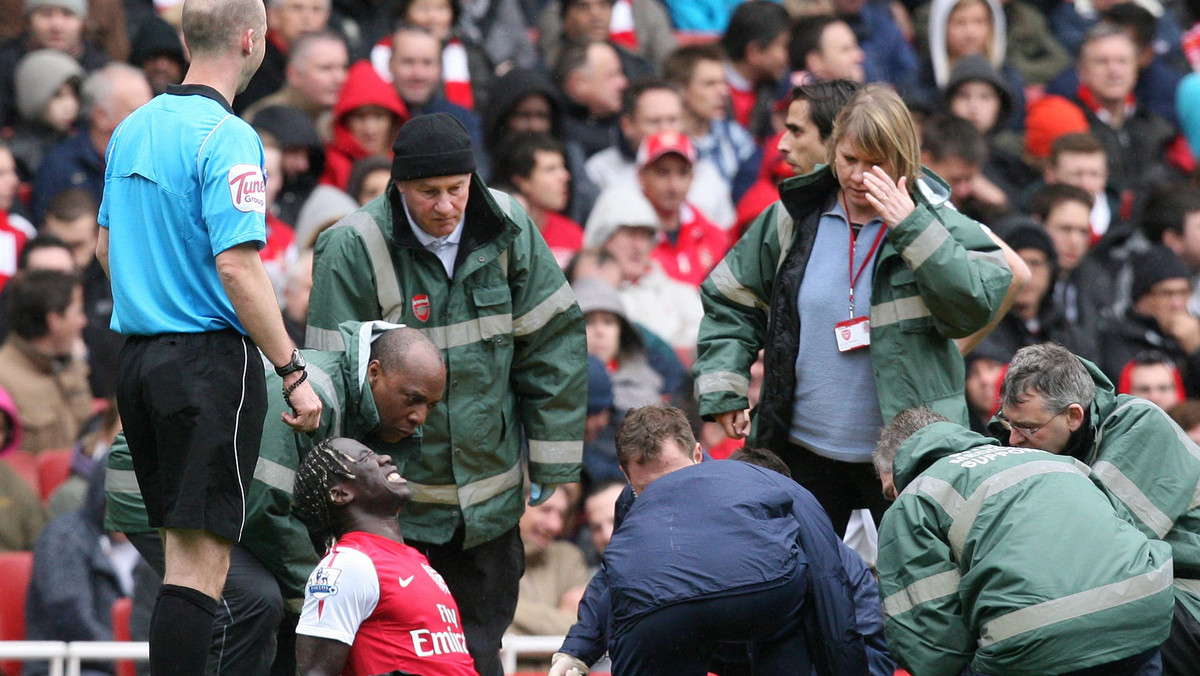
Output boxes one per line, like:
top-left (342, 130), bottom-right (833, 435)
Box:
top-left (296, 531), bottom-right (478, 676)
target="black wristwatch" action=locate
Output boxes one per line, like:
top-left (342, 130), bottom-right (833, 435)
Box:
top-left (275, 349), bottom-right (307, 377)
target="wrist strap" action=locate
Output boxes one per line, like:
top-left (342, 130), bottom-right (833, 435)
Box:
top-left (283, 369), bottom-right (308, 410)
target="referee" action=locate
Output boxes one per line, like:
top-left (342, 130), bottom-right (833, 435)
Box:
top-left (96, 1), bottom-right (321, 675)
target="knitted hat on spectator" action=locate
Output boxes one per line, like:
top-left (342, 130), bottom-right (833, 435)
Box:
top-left (583, 186), bottom-right (660, 250)
top-left (1002, 221), bottom-right (1056, 266)
top-left (25, 0), bottom-right (86, 17)
top-left (391, 113), bottom-right (476, 181)
top-left (129, 14), bottom-right (187, 68)
top-left (1025, 96), bottom-right (1089, 159)
top-left (586, 355), bottom-right (614, 414)
top-left (1131, 245), bottom-right (1191, 302)
top-left (250, 105), bottom-right (321, 151)
top-left (14, 49), bottom-right (83, 123)
top-left (573, 276), bottom-right (628, 318)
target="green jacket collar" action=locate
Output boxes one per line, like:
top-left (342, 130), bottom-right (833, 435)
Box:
top-left (892, 422), bottom-right (1002, 492)
top-left (336, 320), bottom-right (424, 452)
top-left (381, 175), bottom-right (521, 278)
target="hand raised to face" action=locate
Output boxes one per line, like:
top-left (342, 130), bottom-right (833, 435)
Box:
top-left (862, 166), bottom-right (915, 228)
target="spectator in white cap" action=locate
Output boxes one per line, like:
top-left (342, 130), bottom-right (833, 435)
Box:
top-left (0, 0), bottom-right (107, 128)
top-left (636, 130), bottom-right (728, 287)
top-left (585, 185), bottom-right (703, 352)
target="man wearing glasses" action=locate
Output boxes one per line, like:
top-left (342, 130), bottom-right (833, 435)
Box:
top-left (991, 342), bottom-right (1200, 676)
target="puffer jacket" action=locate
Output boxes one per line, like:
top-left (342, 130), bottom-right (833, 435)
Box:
top-left (105, 320), bottom-right (419, 607)
top-left (991, 357), bottom-right (1200, 625)
top-left (694, 165), bottom-right (1012, 453)
top-left (879, 422), bottom-right (1174, 676)
top-left (306, 180), bottom-right (586, 548)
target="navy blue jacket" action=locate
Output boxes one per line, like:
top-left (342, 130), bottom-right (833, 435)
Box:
top-left (563, 460), bottom-right (869, 675)
top-left (32, 129), bottom-right (105, 224)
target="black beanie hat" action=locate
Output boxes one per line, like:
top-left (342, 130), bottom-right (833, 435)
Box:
top-left (1132, 245), bottom-right (1191, 302)
top-left (392, 113), bottom-right (477, 181)
top-left (1002, 221), bottom-right (1056, 266)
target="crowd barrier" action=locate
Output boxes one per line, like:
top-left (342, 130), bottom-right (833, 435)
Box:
top-left (0, 637), bottom-right (589, 676)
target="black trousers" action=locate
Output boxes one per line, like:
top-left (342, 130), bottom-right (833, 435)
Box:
top-left (609, 568), bottom-right (810, 676)
top-left (1163, 597), bottom-right (1200, 676)
top-left (128, 532), bottom-right (289, 676)
top-left (783, 442), bottom-right (891, 536)
top-left (407, 525), bottom-right (525, 676)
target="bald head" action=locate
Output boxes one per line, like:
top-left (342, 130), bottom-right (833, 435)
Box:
top-left (368, 327), bottom-right (445, 443)
top-left (370, 326), bottom-right (441, 372)
top-left (183, 0), bottom-right (267, 57)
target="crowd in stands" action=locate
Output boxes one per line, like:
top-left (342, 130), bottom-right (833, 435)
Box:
top-left (5, 0), bottom-right (1200, 671)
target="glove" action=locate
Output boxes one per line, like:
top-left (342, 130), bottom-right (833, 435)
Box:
top-left (529, 482), bottom-right (558, 506)
top-left (548, 652), bottom-right (589, 676)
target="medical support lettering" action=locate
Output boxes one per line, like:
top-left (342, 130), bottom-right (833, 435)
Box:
top-left (948, 445), bottom-right (1039, 468)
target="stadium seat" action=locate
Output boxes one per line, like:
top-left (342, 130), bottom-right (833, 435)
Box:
top-left (0, 450), bottom-right (38, 496)
top-left (111, 597), bottom-right (136, 676)
top-left (36, 449), bottom-right (73, 502)
top-left (0, 550), bottom-right (34, 676)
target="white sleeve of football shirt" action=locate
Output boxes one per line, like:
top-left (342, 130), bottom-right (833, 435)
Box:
top-left (295, 547), bottom-right (380, 645)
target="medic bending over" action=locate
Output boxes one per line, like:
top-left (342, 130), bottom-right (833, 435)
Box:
top-left (293, 438), bottom-right (478, 676)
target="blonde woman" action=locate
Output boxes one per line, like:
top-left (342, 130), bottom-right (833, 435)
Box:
top-left (693, 86), bottom-right (1014, 533)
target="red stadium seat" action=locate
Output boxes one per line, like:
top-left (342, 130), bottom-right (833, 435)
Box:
top-left (0, 450), bottom-right (38, 496)
top-left (36, 449), bottom-right (73, 503)
top-left (111, 597), bottom-right (136, 676)
top-left (0, 550), bottom-right (34, 676)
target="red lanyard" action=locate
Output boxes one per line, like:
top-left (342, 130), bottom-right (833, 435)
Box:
top-left (843, 191), bottom-right (886, 318)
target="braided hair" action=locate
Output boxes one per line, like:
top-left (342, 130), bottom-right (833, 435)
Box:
top-left (293, 439), bottom-right (359, 545)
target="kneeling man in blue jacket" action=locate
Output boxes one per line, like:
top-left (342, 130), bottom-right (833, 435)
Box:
top-left (552, 405), bottom-right (869, 676)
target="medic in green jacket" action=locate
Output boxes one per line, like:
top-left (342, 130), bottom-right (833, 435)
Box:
top-left (877, 409), bottom-right (1174, 676)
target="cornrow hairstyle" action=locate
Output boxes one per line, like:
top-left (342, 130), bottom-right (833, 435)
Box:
top-left (293, 439), bottom-right (359, 545)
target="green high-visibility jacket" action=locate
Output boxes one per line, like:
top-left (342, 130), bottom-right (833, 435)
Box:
top-left (693, 166), bottom-right (1012, 453)
top-left (879, 423), bottom-right (1174, 676)
top-left (305, 179), bottom-right (586, 548)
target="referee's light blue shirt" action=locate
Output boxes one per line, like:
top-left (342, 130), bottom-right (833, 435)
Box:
top-left (99, 84), bottom-right (266, 336)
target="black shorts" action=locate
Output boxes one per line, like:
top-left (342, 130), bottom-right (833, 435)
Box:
top-left (117, 330), bottom-right (266, 543)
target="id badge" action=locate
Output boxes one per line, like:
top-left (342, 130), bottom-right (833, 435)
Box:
top-left (834, 316), bottom-right (871, 352)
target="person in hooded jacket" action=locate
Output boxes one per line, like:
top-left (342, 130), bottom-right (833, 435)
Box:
top-left (8, 48), bottom-right (83, 181)
top-left (126, 14), bottom-right (186, 96)
top-left (482, 66), bottom-right (598, 225)
top-left (990, 342), bottom-right (1200, 675)
top-left (105, 321), bottom-right (445, 675)
top-left (0, 384), bottom-right (44, 552)
top-left (875, 407), bottom-right (1174, 676)
top-left (321, 60), bottom-right (409, 191)
top-left (942, 54), bottom-right (1035, 205)
top-left (913, 0), bottom-right (1026, 131)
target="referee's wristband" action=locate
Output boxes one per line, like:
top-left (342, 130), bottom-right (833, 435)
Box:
top-left (283, 369), bottom-right (308, 409)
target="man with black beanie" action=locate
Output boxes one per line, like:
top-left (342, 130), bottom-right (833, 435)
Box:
top-left (1099, 244), bottom-right (1200, 396)
top-left (306, 112), bottom-right (588, 676)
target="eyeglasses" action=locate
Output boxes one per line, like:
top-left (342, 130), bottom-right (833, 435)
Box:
top-left (996, 408), bottom-right (1067, 439)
